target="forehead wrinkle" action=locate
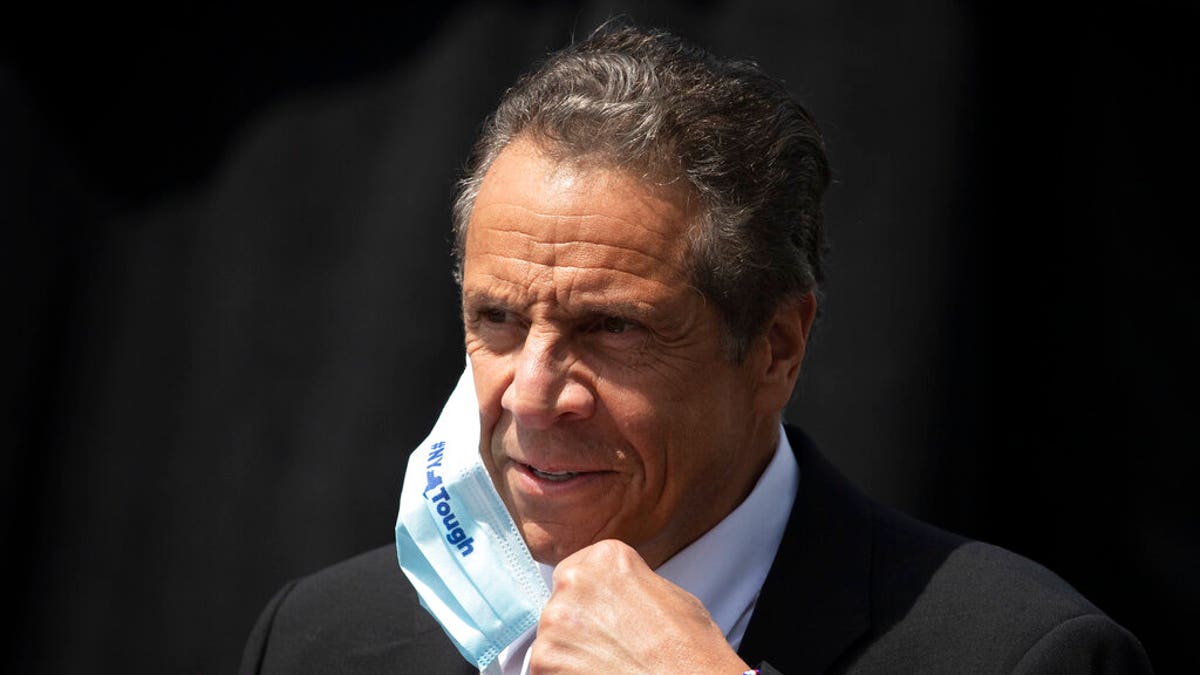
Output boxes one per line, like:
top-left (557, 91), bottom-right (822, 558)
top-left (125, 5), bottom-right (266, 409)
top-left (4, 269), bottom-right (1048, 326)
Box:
top-left (542, 266), bottom-right (681, 318)
top-left (469, 204), bottom-right (683, 257)
top-left (469, 245), bottom-right (674, 275)
top-left (461, 273), bottom-right (531, 309)
top-left (465, 264), bottom-right (683, 314)
top-left (477, 204), bottom-right (684, 241)
top-left (549, 236), bottom-right (681, 265)
top-left (468, 237), bottom-right (685, 296)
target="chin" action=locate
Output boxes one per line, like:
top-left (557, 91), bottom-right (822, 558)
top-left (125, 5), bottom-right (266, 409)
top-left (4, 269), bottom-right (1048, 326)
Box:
top-left (519, 525), bottom-right (595, 566)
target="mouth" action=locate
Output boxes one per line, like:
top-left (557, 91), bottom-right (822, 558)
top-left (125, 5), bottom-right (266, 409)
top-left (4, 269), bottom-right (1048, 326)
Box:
top-left (511, 460), bottom-right (609, 489)
top-left (525, 465), bottom-right (580, 482)
top-left (503, 458), bottom-right (617, 504)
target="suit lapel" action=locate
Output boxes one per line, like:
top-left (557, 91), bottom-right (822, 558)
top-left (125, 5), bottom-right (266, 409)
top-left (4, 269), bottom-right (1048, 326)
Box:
top-left (738, 426), bottom-right (872, 673)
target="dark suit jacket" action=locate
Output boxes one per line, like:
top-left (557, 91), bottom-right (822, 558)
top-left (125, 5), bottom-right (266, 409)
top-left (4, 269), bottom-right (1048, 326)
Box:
top-left (239, 426), bottom-right (1152, 674)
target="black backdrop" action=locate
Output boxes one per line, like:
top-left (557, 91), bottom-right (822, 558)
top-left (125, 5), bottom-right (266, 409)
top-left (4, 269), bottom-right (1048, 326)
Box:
top-left (4, 2), bottom-right (1196, 673)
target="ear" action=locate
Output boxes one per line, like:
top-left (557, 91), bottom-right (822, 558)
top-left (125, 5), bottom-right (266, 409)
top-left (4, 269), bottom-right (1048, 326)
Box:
top-left (754, 291), bottom-right (817, 414)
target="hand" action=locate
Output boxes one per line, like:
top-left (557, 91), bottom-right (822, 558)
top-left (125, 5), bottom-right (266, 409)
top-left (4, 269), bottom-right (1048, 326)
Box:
top-left (528, 539), bottom-right (751, 675)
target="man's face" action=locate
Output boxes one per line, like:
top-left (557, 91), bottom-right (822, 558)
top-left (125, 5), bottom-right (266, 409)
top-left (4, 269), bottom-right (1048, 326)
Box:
top-left (461, 138), bottom-right (782, 568)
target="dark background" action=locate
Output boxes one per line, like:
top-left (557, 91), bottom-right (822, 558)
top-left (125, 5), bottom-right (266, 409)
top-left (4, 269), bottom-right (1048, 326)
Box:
top-left (4, 1), bottom-right (1196, 673)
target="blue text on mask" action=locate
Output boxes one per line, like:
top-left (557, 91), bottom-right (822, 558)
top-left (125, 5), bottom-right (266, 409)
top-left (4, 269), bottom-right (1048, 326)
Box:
top-left (423, 441), bottom-right (476, 556)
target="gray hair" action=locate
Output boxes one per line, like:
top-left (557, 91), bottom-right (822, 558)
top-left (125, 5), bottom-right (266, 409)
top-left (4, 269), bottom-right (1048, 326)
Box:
top-left (452, 23), bottom-right (830, 361)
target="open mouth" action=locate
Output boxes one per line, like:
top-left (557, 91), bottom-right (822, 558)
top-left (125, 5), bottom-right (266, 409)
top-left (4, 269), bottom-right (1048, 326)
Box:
top-left (525, 465), bottom-right (580, 482)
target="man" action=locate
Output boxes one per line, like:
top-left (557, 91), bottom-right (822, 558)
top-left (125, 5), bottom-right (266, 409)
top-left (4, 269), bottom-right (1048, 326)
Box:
top-left (240, 24), bottom-right (1152, 674)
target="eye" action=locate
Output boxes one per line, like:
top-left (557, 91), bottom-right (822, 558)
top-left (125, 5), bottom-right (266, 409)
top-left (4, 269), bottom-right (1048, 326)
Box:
top-left (600, 316), bottom-right (632, 334)
top-left (584, 315), bottom-right (638, 335)
top-left (481, 308), bottom-right (509, 324)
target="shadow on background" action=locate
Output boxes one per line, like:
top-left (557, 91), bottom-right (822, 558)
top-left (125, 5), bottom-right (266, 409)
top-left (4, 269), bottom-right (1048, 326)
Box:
top-left (4, 2), bottom-right (1195, 672)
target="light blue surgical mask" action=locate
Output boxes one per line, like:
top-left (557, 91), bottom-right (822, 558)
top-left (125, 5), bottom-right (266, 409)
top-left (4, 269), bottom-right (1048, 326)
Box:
top-left (395, 362), bottom-right (550, 670)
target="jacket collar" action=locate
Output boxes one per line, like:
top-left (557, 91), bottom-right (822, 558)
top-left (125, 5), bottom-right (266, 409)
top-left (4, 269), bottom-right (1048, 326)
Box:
top-left (737, 425), bottom-right (873, 673)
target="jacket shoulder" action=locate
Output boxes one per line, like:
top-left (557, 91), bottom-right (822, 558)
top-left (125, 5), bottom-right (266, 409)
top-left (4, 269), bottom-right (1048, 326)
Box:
top-left (239, 546), bottom-right (468, 675)
top-left (852, 504), bottom-right (1152, 673)
top-left (757, 427), bottom-right (1151, 673)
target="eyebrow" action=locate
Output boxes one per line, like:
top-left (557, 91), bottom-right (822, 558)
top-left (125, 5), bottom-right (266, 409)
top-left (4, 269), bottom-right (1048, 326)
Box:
top-left (461, 289), bottom-right (659, 322)
top-left (460, 289), bottom-right (514, 310)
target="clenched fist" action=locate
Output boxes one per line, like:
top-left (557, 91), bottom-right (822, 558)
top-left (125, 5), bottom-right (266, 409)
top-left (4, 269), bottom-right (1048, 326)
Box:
top-left (528, 540), bottom-right (752, 675)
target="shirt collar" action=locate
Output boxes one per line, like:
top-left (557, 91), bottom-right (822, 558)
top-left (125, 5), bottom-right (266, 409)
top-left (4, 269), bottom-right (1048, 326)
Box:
top-left (653, 424), bottom-right (799, 647)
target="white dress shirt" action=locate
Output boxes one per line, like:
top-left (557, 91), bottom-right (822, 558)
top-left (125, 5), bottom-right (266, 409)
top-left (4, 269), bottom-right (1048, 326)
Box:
top-left (487, 426), bottom-right (800, 675)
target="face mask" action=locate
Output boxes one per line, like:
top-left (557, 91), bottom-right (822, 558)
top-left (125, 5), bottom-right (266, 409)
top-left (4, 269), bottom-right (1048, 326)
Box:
top-left (394, 361), bottom-right (550, 670)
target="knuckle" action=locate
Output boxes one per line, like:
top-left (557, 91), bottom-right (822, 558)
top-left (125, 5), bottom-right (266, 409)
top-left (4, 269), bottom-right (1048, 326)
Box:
top-left (552, 564), bottom-right (581, 588)
top-left (595, 538), bottom-right (640, 570)
top-left (527, 641), bottom-right (549, 675)
top-left (539, 598), bottom-right (570, 626)
top-left (595, 538), bottom-right (627, 557)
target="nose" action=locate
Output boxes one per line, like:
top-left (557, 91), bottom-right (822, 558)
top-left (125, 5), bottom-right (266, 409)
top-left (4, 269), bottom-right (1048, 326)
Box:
top-left (501, 328), bottom-right (595, 429)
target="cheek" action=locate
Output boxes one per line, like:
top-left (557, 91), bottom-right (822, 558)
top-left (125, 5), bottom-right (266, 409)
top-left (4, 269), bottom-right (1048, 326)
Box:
top-left (468, 353), bottom-right (511, 431)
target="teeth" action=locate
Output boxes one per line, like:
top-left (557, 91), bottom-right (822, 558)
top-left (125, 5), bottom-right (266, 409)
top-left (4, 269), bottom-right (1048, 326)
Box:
top-left (529, 467), bottom-right (579, 482)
